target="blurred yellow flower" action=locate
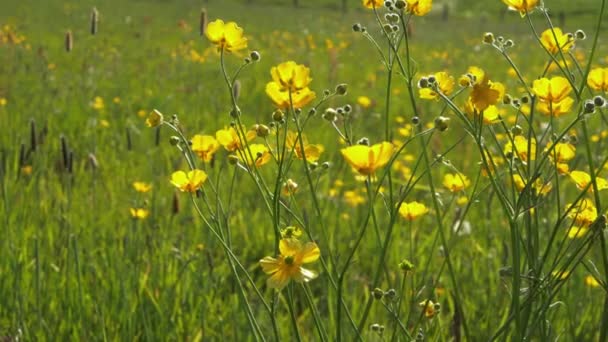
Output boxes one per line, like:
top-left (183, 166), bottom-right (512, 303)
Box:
top-left (420, 72), bottom-right (454, 100)
top-left (357, 95), bottom-right (372, 109)
top-left (133, 181), bottom-right (152, 193)
top-left (216, 126), bottom-right (256, 151)
top-left (399, 201), bottom-right (429, 220)
top-left (191, 135), bottom-right (220, 162)
top-left (585, 275), bottom-right (601, 288)
top-left (362, 0), bottom-right (383, 9)
top-left (266, 61), bottom-right (316, 108)
top-left (569, 170), bottom-right (608, 193)
top-left (170, 170), bottom-right (208, 193)
top-left (540, 28), bottom-right (574, 54)
top-left (443, 173), bottom-right (470, 192)
top-left (406, 0), bottom-right (433, 16)
top-left (567, 226), bottom-right (589, 239)
top-left (532, 77), bottom-right (572, 104)
top-left (341, 142), bottom-right (394, 176)
top-left (91, 96), bottom-right (104, 110)
top-left (282, 179), bottom-right (299, 196)
top-left (502, 0), bottom-right (538, 15)
top-left (259, 238), bottom-right (320, 289)
top-left (343, 190), bottom-right (366, 207)
top-left (511, 174), bottom-right (552, 196)
top-left (285, 131), bottom-right (324, 163)
top-left (566, 198), bottom-right (597, 227)
top-left (145, 109), bottom-right (164, 127)
top-left (504, 135), bottom-right (536, 162)
top-left (130, 208), bottom-right (149, 219)
top-left (205, 19), bottom-right (247, 52)
top-left (0, 98), bottom-right (6, 106)
top-left (588, 67), bottom-right (608, 92)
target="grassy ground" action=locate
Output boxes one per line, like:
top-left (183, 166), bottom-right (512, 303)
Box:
top-left (1, 0), bottom-right (608, 340)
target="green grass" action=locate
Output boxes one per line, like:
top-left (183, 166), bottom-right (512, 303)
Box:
top-left (1, 0), bottom-right (608, 340)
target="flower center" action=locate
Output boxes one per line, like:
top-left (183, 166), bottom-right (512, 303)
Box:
top-left (284, 256), bottom-right (295, 265)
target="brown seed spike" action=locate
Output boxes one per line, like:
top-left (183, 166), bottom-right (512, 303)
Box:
top-left (199, 8), bottom-right (208, 36)
top-left (90, 7), bottom-right (99, 35)
top-left (65, 30), bottom-right (73, 52)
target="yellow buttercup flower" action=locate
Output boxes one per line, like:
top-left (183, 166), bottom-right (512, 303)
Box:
top-left (546, 142), bottom-right (575, 163)
top-left (540, 28), bottom-right (574, 54)
top-left (511, 175), bottom-right (552, 196)
top-left (285, 131), bottom-right (324, 163)
top-left (420, 72), bottom-right (454, 100)
top-left (191, 135), bottom-right (220, 162)
top-left (588, 67), bottom-right (608, 92)
top-left (357, 95), bottom-right (372, 109)
top-left (537, 97), bottom-right (574, 117)
top-left (266, 61), bottom-right (316, 109)
top-left (259, 238), bottom-right (320, 289)
top-left (399, 201), bottom-right (429, 221)
top-left (567, 226), bottom-right (589, 239)
top-left (133, 181), bottom-right (152, 193)
top-left (406, 0), bottom-right (433, 16)
top-left (532, 77), bottom-right (572, 104)
top-left (585, 275), bottom-right (601, 288)
top-left (362, 0), bottom-right (383, 8)
top-left (504, 135), bottom-right (536, 162)
top-left (566, 198), bottom-right (597, 227)
top-left (205, 19), bottom-right (247, 52)
top-left (569, 170), bottom-right (608, 193)
top-left (130, 208), bottom-right (149, 219)
top-left (466, 66), bottom-right (505, 112)
top-left (170, 169), bottom-right (208, 193)
top-left (216, 126), bottom-right (256, 152)
top-left (239, 144), bottom-right (271, 167)
top-left (443, 173), bottom-right (470, 192)
top-left (91, 96), bottom-right (104, 110)
top-left (502, 0), bottom-right (539, 16)
top-left (341, 142), bottom-right (394, 176)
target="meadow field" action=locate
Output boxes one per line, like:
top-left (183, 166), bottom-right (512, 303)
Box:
top-left (1, 0), bottom-right (608, 340)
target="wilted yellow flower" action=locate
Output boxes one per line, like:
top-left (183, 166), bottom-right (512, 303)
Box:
top-left (145, 109), bottom-right (164, 128)
top-left (420, 72), bottom-right (454, 100)
top-left (419, 299), bottom-right (439, 318)
top-left (569, 170), bottom-right (608, 193)
top-left (282, 179), bottom-right (299, 196)
top-left (443, 173), bottom-right (470, 192)
top-left (239, 144), bottom-right (271, 167)
top-left (588, 67), bottom-right (608, 92)
top-left (170, 169), bottom-right (208, 192)
top-left (502, 0), bottom-right (539, 15)
top-left (133, 181), bottom-right (152, 193)
top-left (191, 135), bottom-right (220, 162)
top-left (537, 97), bottom-right (574, 117)
top-left (362, 0), bottom-right (383, 8)
top-left (259, 238), bottom-right (320, 289)
top-left (540, 28), bottom-right (574, 54)
top-left (205, 19), bottom-right (247, 52)
top-left (504, 135), bottom-right (536, 162)
top-left (266, 61), bottom-right (316, 108)
top-left (399, 201), bottom-right (429, 220)
top-left (216, 126), bottom-right (256, 152)
top-left (406, 0), bottom-right (433, 16)
top-left (532, 77), bottom-right (572, 104)
top-left (285, 131), bottom-right (324, 163)
top-left (341, 142), bottom-right (394, 176)
top-left (130, 208), bottom-right (149, 219)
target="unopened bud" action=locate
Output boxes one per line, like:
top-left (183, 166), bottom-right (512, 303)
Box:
top-left (511, 125), bottom-right (523, 136)
top-left (228, 154), bottom-right (239, 165)
top-left (434, 116), bottom-right (450, 132)
top-left (353, 23), bottom-right (363, 32)
top-left (250, 51), bottom-right (261, 62)
top-left (358, 137), bottom-right (370, 146)
top-left (593, 96), bottom-right (605, 108)
top-left (322, 108), bottom-right (337, 122)
top-left (575, 29), bottom-right (586, 40)
top-left (335, 83), bottom-right (348, 96)
top-left (372, 288), bottom-right (384, 300)
top-left (272, 109), bottom-right (285, 122)
top-left (483, 32), bottom-right (495, 44)
top-left (584, 100), bottom-right (595, 114)
top-left (255, 124), bottom-right (270, 137)
top-left (169, 136), bottom-right (181, 146)
top-left (394, 0), bottom-right (406, 9)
